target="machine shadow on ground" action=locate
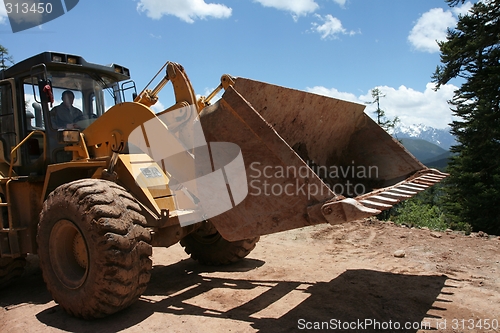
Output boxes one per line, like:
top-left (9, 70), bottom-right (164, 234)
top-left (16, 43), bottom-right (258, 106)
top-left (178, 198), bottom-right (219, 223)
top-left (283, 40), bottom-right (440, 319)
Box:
top-left (28, 257), bottom-right (452, 333)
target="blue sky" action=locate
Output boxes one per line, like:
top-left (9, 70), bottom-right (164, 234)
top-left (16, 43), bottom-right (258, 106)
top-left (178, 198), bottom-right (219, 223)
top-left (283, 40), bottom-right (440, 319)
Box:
top-left (0, 0), bottom-right (474, 129)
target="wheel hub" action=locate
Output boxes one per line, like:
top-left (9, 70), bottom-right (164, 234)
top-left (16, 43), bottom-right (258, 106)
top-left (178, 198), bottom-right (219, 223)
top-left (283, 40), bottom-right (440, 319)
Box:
top-left (73, 232), bottom-right (88, 269)
top-left (49, 219), bottom-right (89, 289)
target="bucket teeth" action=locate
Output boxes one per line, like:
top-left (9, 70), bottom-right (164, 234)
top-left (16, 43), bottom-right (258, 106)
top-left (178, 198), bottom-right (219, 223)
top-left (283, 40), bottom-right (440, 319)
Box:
top-left (413, 179), bottom-right (436, 186)
top-left (408, 182), bottom-right (429, 188)
top-left (368, 195), bottom-right (399, 203)
top-left (383, 191), bottom-right (412, 199)
top-left (354, 170), bottom-right (449, 214)
top-left (390, 188), bottom-right (418, 195)
top-left (398, 184), bottom-right (427, 191)
top-left (360, 199), bottom-right (393, 209)
top-left (419, 174), bottom-right (447, 181)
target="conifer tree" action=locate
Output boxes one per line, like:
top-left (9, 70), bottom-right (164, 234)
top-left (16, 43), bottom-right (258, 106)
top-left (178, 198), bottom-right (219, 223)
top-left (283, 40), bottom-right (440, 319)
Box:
top-left (0, 45), bottom-right (14, 70)
top-left (433, 0), bottom-right (500, 234)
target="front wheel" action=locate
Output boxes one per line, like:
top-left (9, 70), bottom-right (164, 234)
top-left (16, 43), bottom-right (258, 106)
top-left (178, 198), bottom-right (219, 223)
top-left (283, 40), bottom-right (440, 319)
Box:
top-left (0, 257), bottom-right (26, 288)
top-left (37, 179), bottom-right (152, 319)
top-left (181, 222), bottom-right (259, 265)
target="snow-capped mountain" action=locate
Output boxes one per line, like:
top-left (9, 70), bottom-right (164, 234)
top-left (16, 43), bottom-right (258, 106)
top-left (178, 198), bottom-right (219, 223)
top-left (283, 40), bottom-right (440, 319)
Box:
top-left (392, 123), bottom-right (457, 150)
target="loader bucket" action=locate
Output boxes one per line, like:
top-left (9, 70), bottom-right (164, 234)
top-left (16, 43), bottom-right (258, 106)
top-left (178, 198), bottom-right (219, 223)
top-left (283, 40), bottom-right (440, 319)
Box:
top-left (199, 78), bottom-right (447, 241)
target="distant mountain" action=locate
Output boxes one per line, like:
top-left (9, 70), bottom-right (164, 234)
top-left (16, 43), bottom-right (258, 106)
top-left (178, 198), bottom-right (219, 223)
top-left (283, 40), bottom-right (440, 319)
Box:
top-left (398, 137), bottom-right (454, 170)
top-left (422, 151), bottom-right (454, 169)
top-left (399, 138), bottom-right (447, 162)
top-left (393, 124), bottom-right (457, 150)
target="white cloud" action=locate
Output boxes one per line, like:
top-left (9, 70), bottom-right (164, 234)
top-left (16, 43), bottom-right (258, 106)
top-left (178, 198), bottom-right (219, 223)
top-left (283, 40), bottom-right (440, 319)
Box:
top-left (311, 14), bottom-right (357, 39)
top-left (307, 82), bottom-right (458, 129)
top-left (0, 2), bottom-right (7, 25)
top-left (408, 8), bottom-right (456, 53)
top-left (305, 86), bottom-right (360, 104)
top-left (452, 2), bottom-right (473, 16)
top-left (151, 100), bottom-right (166, 113)
top-left (253, 0), bottom-right (319, 18)
top-left (408, 2), bottom-right (472, 53)
top-left (333, 0), bottom-right (346, 8)
top-left (137, 0), bottom-right (232, 23)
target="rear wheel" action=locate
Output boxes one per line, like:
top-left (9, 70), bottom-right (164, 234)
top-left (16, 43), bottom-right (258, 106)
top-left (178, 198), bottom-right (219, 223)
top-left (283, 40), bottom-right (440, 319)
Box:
top-left (37, 179), bottom-right (152, 319)
top-left (181, 222), bottom-right (259, 265)
top-left (0, 257), bottom-right (26, 288)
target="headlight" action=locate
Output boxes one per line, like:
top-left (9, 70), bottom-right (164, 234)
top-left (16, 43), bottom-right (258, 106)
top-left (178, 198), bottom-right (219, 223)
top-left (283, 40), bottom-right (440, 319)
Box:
top-left (58, 130), bottom-right (80, 144)
top-left (52, 54), bottom-right (63, 62)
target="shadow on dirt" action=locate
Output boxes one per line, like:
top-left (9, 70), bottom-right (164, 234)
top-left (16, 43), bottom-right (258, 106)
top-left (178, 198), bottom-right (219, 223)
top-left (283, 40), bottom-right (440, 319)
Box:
top-left (0, 255), bottom-right (52, 308)
top-left (31, 257), bottom-right (452, 333)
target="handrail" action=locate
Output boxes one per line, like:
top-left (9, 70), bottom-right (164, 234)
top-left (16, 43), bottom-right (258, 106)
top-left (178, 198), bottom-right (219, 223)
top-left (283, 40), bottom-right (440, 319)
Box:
top-left (8, 130), bottom-right (47, 178)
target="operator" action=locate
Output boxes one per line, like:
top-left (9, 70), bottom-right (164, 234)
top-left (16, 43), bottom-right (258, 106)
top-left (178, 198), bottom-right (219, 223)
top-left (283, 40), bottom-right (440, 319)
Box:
top-left (50, 90), bottom-right (85, 129)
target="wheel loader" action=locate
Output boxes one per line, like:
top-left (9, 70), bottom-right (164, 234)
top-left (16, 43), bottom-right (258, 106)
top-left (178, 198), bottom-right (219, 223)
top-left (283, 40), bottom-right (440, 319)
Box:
top-left (0, 52), bottom-right (446, 319)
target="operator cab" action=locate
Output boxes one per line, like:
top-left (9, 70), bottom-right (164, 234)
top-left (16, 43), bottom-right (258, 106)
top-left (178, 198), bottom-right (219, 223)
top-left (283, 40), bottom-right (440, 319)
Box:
top-left (0, 52), bottom-right (135, 176)
top-left (27, 72), bottom-right (113, 131)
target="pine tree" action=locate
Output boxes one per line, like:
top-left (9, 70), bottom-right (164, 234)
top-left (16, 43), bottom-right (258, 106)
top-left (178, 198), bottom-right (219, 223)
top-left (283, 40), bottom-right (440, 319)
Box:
top-left (368, 88), bottom-right (399, 133)
top-left (0, 45), bottom-right (14, 70)
top-left (433, 0), bottom-right (500, 234)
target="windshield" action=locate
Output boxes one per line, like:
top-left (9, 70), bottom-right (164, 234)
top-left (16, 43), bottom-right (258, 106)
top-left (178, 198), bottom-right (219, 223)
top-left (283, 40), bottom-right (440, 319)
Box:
top-left (24, 71), bottom-right (118, 130)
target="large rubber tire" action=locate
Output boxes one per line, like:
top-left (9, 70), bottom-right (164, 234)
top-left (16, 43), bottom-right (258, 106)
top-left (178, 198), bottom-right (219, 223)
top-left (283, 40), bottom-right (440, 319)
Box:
top-left (37, 179), bottom-right (152, 319)
top-left (0, 257), bottom-right (26, 288)
top-left (180, 224), bottom-right (259, 265)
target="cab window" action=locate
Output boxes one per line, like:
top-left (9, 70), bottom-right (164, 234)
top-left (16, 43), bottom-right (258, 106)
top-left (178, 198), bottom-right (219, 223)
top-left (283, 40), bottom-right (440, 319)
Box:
top-left (0, 81), bottom-right (16, 162)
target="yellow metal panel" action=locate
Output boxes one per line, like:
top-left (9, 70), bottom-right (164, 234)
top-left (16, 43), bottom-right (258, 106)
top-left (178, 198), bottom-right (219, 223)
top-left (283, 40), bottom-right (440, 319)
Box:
top-left (83, 102), bottom-right (157, 158)
top-left (154, 197), bottom-right (176, 212)
top-left (116, 154), bottom-right (176, 214)
top-left (41, 160), bottom-right (108, 202)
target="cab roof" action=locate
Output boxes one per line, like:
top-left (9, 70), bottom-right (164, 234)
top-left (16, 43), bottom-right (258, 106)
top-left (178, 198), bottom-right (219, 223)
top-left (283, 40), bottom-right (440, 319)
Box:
top-left (0, 51), bottom-right (131, 82)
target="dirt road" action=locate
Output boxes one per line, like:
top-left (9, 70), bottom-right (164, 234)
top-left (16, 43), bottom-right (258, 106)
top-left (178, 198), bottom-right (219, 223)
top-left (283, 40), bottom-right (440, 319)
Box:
top-left (1, 219), bottom-right (499, 332)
